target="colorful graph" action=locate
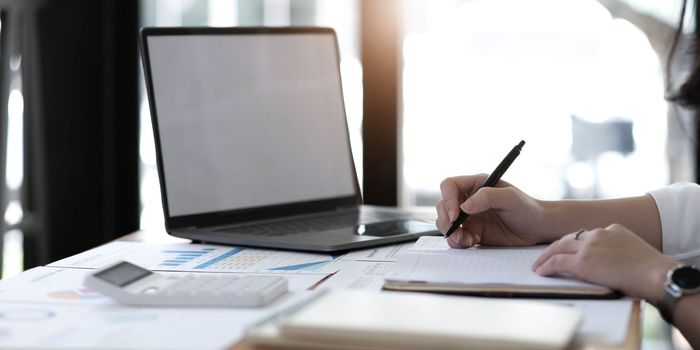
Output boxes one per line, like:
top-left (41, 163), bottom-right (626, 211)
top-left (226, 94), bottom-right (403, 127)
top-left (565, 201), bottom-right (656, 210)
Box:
top-left (158, 247), bottom-right (216, 267)
top-left (189, 248), bottom-right (336, 272)
top-left (269, 260), bottom-right (332, 271)
top-left (269, 255), bottom-right (342, 271)
top-left (48, 288), bottom-right (105, 301)
top-left (193, 248), bottom-right (244, 269)
top-left (150, 244), bottom-right (340, 273)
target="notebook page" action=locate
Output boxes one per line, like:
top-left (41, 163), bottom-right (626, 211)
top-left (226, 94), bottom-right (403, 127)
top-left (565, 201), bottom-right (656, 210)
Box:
top-left (386, 237), bottom-right (600, 289)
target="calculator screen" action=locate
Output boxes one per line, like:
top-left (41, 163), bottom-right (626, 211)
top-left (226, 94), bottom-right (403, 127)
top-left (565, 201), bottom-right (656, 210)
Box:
top-left (94, 262), bottom-right (153, 287)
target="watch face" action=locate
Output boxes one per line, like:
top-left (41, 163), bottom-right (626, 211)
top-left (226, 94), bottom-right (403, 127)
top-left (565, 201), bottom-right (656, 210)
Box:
top-left (672, 266), bottom-right (700, 290)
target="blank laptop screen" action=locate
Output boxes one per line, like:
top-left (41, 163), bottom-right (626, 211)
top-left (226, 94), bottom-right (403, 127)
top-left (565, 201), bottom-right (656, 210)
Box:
top-left (146, 33), bottom-right (357, 217)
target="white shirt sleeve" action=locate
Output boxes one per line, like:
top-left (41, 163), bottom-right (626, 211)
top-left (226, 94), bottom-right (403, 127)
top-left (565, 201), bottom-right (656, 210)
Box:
top-left (648, 182), bottom-right (700, 261)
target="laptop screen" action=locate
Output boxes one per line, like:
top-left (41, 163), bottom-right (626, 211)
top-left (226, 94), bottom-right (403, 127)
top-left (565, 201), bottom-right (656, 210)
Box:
top-left (145, 31), bottom-right (357, 217)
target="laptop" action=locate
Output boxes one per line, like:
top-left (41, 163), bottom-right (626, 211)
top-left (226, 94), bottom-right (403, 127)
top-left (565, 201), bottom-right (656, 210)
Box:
top-left (140, 27), bottom-right (437, 252)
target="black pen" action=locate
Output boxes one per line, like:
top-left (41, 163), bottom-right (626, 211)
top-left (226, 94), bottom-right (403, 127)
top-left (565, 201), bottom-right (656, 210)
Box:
top-left (444, 140), bottom-right (525, 239)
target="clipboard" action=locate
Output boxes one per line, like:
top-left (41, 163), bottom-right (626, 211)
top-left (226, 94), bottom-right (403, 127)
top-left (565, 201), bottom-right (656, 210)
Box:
top-left (382, 281), bottom-right (620, 299)
top-left (383, 236), bottom-right (620, 299)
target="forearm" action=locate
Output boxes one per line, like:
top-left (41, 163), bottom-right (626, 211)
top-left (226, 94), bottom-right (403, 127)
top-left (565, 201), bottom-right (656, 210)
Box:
top-left (537, 195), bottom-right (662, 249)
top-left (672, 294), bottom-right (700, 348)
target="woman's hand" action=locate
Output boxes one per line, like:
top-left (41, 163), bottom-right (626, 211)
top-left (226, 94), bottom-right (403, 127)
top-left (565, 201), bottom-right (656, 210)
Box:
top-left (436, 174), bottom-right (553, 248)
top-left (532, 224), bottom-right (678, 303)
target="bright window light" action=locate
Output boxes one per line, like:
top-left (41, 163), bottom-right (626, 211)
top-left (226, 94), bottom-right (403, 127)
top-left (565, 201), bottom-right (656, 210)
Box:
top-left (402, 0), bottom-right (668, 205)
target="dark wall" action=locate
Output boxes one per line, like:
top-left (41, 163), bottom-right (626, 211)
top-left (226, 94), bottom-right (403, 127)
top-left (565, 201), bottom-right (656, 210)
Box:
top-left (695, 1), bottom-right (700, 184)
top-left (9, 0), bottom-right (141, 267)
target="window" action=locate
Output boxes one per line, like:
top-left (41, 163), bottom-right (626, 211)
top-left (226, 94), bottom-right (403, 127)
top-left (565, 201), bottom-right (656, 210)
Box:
top-left (401, 0), bottom-right (684, 207)
top-left (3, 41), bottom-right (24, 278)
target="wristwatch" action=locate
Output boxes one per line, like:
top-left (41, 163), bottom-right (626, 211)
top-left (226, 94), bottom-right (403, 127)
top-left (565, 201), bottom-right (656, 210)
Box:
top-left (658, 264), bottom-right (700, 323)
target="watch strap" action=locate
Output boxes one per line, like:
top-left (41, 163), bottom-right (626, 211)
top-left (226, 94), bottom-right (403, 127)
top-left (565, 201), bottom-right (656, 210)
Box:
top-left (659, 286), bottom-right (679, 324)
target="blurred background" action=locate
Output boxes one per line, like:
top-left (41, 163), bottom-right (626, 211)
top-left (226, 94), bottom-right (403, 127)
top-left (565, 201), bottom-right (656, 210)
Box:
top-left (0, 0), bottom-right (696, 348)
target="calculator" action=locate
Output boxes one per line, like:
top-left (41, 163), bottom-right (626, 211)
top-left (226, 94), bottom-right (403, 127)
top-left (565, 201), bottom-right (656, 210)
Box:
top-left (84, 261), bottom-right (288, 307)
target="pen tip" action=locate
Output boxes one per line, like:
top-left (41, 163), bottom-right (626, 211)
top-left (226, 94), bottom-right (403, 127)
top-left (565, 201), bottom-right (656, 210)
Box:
top-left (518, 140), bottom-right (525, 148)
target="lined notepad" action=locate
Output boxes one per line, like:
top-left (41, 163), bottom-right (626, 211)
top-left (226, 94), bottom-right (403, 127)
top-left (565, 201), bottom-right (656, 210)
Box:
top-left (384, 237), bottom-right (614, 297)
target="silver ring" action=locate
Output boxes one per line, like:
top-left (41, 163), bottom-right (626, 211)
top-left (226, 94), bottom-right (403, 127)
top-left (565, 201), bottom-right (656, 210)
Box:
top-left (574, 229), bottom-right (585, 240)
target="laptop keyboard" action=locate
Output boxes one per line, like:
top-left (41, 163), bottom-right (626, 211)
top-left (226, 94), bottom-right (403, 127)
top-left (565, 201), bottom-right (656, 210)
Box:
top-left (213, 211), bottom-right (403, 237)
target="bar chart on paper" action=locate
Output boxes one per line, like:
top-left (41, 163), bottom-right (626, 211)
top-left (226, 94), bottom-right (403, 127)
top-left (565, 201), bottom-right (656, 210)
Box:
top-left (48, 241), bottom-right (341, 274)
top-left (158, 248), bottom-right (217, 268)
top-left (162, 246), bottom-right (341, 273)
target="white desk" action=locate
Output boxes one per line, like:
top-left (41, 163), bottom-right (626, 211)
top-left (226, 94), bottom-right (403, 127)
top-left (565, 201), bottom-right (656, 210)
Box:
top-left (121, 229), bottom-right (642, 350)
top-left (0, 231), bottom-right (641, 349)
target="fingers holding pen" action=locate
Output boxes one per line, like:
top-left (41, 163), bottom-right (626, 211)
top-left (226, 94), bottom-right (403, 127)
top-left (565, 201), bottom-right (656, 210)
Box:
top-left (460, 187), bottom-right (499, 214)
top-left (439, 179), bottom-right (466, 222)
top-left (438, 174), bottom-right (522, 249)
top-left (438, 199), bottom-right (481, 248)
top-left (439, 174), bottom-right (490, 219)
top-left (435, 199), bottom-right (451, 234)
top-left (446, 229), bottom-right (481, 248)
top-left (461, 186), bottom-right (523, 215)
top-left (437, 176), bottom-right (476, 241)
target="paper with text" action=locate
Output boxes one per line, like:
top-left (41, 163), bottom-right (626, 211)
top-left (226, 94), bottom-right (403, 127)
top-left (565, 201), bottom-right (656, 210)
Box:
top-left (341, 241), bottom-right (414, 262)
top-left (386, 236), bottom-right (603, 289)
top-left (48, 241), bottom-right (341, 275)
top-left (0, 292), bottom-right (316, 350)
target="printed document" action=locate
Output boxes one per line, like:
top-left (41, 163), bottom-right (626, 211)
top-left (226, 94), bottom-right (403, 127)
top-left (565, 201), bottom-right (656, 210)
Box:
top-left (48, 241), bottom-right (341, 275)
top-left (386, 236), bottom-right (607, 290)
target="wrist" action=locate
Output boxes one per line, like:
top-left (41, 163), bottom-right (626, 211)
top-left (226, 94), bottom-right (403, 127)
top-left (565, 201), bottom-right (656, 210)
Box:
top-left (537, 200), bottom-right (578, 243)
top-left (644, 258), bottom-right (680, 305)
top-left (532, 199), bottom-right (553, 243)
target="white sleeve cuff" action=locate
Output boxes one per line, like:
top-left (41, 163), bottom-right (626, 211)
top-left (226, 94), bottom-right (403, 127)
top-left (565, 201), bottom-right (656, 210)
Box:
top-left (648, 182), bottom-right (700, 260)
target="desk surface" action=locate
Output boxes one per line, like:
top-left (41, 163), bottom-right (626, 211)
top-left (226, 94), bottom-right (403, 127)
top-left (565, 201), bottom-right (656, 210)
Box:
top-left (121, 229), bottom-right (643, 350)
